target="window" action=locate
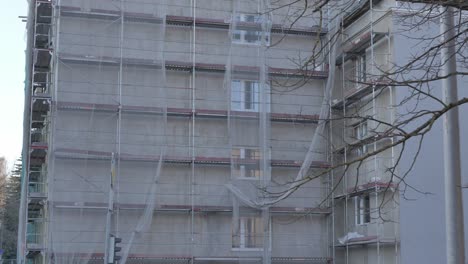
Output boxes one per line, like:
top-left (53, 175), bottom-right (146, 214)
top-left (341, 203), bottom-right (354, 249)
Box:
top-left (232, 148), bottom-right (261, 179)
top-left (232, 14), bottom-right (270, 45)
top-left (232, 216), bottom-right (263, 249)
top-left (353, 121), bottom-right (368, 156)
top-left (355, 143), bottom-right (371, 156)
top-left (353, 121), bottom-right (368, 140)
top-left (355, 195), bottom-right (371, 225)
top-left (231, 80), bottom-right (260, 112)
top-left (355, 53), bottom-right (367, 85)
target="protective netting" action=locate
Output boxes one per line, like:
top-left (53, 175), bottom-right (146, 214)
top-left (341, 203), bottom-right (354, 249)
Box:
top-left (46, 0), bottom-right (332, 263)
top-left (225, 3), bottom-right (272, 262)
top-left (50, 0), bottom-right (168, 262)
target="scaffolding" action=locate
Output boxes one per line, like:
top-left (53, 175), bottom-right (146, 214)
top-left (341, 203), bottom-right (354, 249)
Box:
top-left (330, 0), bottom-right (400, 263)
top-left (18, 0), bottom-right (400, 264)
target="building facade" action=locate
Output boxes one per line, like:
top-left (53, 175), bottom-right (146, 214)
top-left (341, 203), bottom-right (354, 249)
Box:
top-left (19, 0), bottom-right (403, 263)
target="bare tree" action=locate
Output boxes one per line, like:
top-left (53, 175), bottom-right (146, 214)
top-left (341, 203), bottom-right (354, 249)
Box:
top-left (252, 0), bottom-right (468, 220)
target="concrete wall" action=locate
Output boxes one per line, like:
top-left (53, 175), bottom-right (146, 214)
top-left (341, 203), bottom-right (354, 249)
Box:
top-left (392, 9), bottom-right (468, 264)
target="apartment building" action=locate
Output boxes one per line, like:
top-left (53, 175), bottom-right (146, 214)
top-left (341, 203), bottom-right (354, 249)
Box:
top-left (19, 0), bottom-right (402, 263)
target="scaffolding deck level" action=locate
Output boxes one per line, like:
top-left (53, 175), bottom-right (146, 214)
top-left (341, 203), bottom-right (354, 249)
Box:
top-left (336, 31), bottom-right (387, 65)
top-left (342, 0), bottom-right (384, 28)
top-left (25, 243), bottom-right (46, 252)
top-left (332, 134), bottom-right (391, 154)
top-left (333, 181), bottom-right (397, 200)
top-left (59, 5), bottom-right (328, 36)
top-left (331, 80), bottom-right (389, 110)
top-left (27, 192), bottom-right (47, 200)
top-left (58, 53), bottom-right (329, 79)
top-left (54, 101), bottom-right (320, 123)
top-left (53, 201), bottom-right (331, 214)
top-left (335, 237), bottom-right (398, 247)
top-left (49, 254), bottom-right (333, 263)
top-left (53, 148), bottom-right (331, 168)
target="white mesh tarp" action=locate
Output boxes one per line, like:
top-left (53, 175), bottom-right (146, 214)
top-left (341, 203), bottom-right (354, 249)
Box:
top-left (46, 0), bottom-right (332, 263)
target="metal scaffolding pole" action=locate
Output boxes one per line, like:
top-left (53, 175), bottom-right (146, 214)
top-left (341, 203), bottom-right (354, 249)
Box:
top-left (104, 153), bottom-right (116, 264)
top-left (440, 6), bottom-right (465, 264)
top-left (18, 0), bottom-right (36, 262)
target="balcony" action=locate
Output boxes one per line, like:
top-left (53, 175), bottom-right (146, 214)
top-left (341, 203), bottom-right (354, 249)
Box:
top-left (28, 182), bottom-right (47, 201)
top-left (334, 181), bottom-right (397, 200)
top-left (342, 0), bottom-right (384, 28)
top-left (333, 82), bottom-right (389, 110)
top-left (32, 70), bottom-right (51, 96)
top-left (26, 221), bottom-right (45, 252)
top-left (34, 23), bottom-right (51, 49)
top-left (36, 1), bottom-right (52, 24)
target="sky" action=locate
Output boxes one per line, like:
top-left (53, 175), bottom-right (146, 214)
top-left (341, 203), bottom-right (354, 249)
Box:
top-left (0, 1), bottom-right (27, 170)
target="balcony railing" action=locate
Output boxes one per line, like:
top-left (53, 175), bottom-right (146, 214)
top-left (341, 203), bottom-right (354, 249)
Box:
top-left (26, 222), bottom-right (43, 245)
top-left (28, 182), bottom-right (47, 201)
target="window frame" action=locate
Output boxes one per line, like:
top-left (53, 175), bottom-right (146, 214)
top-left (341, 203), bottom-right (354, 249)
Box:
top-left (353, 120), bottom-right (368, 140)
top-left (232, 216), bottom-right (265, 251)
top-left (355, 143), bottom-right (371, 156)
top-left (231, 79), bottom-right (270, 112)
top-left (355, 52), bottom-right (367, 86)
top-left (353, 120), bottom-right (369, 156)
top-left (232, 14), bottom-right (270, 46)
top-left (231, 147), bottom-right (262, 180)
top-left (354, 194), bottom-right (371, 225)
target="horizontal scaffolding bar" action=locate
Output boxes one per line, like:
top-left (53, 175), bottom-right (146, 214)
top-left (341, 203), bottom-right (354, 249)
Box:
top-left (59, 6), bottom-right (327, 36)
top-left (56, 101), bottom-right (319, 123)
top-left (336, 31), bottom-right (387, 64)
top-left (333, 181), bottom-right (397, 200)
top-left (331, 80), bottom-right (389, 110)
top-left (58, 53), bottom-right (329, 79)
top-left (51, 252), bottom-right (333, 263)
top-left (342, 0), bottom-right (384, 28)
top-left (333, 135), bottom-right (391, 154)
top-left (53, 201), bottom-right (331, 214)
top-left (335, 236), bottom-right (398, 247)
top-left (53, 148), bottom-right (331, 168)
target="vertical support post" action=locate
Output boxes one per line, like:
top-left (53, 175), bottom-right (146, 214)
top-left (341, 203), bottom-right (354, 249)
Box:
top-left (341, 29), bottom-right (349, 264)
top-left (104, 153), bottom-right (116, 264)
top-left (368, 0), bottom-right (381, 261)
top-left (440, 6), bottom-right (465, 264)
top-left (262, 208), bottom-right (271, 264)
top-left (18, 0), bottom-right (37, 262)
top-left (190, 1), bottom-right (196, 264)
top-left (386, 31), bottom-right (399, 264)
top-left (115, 0), bottom-right (125, 238)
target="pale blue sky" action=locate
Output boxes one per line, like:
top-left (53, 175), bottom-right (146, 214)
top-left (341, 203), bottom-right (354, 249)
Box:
top-left (0, 0), bottom-right (27, 169)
